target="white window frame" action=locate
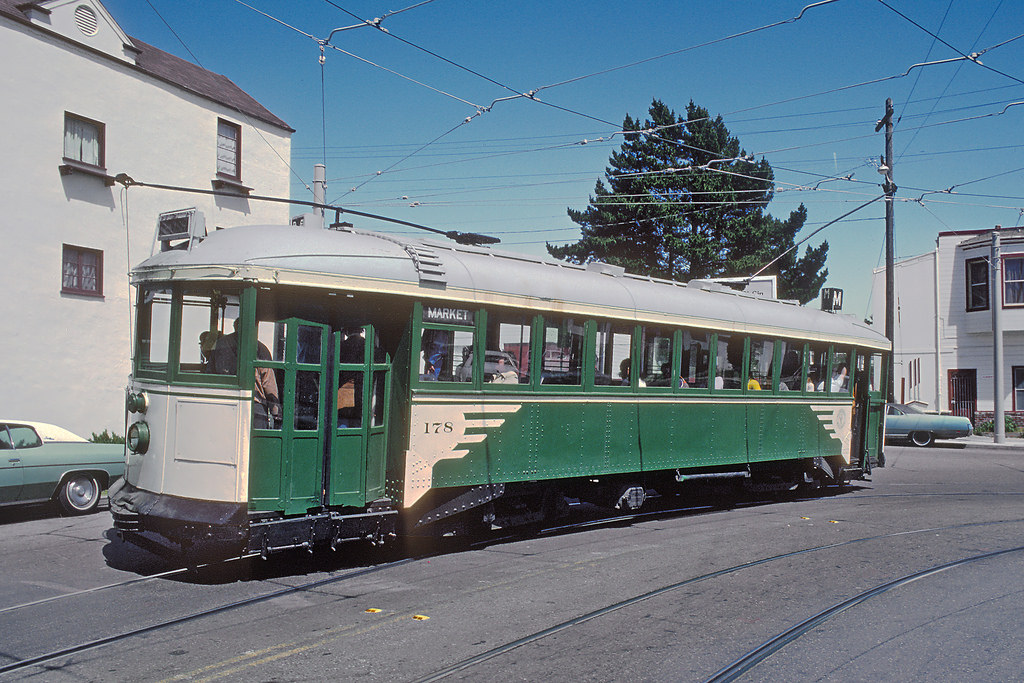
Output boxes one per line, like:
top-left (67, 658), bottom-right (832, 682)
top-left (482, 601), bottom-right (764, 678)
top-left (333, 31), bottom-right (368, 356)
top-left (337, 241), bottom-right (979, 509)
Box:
top-left (1003, 255), bottom-right (1024, 307)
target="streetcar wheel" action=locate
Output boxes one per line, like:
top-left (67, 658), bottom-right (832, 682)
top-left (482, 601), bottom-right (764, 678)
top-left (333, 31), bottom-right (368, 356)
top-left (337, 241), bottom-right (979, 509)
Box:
top-left (910, 431), bottom-right (934, 447)
top-left (58, 474), bottom-right (101, 515)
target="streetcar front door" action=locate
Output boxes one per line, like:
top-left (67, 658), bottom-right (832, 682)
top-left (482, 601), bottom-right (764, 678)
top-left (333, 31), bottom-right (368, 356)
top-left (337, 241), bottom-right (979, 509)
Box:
top-left (861, 352), bottom-right (886, 469)
top-left (249, 319), bottom-right (328, 515)
top-left (329, 325), bottom-right (391, 507)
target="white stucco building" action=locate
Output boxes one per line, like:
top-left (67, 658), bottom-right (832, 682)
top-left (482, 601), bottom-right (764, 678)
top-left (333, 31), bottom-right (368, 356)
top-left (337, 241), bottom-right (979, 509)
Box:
top-left (0, 0), bottom-right (293, 437)
top-left (871, 227), bottom-right (1024, 426)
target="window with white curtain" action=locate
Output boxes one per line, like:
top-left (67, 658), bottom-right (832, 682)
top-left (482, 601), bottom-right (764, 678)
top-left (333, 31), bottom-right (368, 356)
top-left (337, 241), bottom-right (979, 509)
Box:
top-left (63, 113), bottom-right (103, 167)
top-left (62, 244), bottom-right (102, 296)
top-left (1004, 256), bottom-right (1024, 306)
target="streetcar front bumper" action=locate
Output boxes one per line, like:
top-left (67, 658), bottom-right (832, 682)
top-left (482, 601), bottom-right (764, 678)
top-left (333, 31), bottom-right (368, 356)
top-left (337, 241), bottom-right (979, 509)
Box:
top-left (110, 480), bottom-right (248, 556)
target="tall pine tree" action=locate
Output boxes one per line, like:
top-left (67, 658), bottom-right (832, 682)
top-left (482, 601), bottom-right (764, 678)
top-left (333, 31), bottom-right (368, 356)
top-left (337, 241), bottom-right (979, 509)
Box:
top-left (548, 99), bottom-right (828, 304)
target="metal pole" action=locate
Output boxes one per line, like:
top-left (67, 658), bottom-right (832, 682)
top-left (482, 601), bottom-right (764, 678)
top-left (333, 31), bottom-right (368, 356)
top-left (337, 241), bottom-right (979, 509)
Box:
top-left (992, 228), bottom-right (1005, 443)
top-left (876, 98), bottom-right (896, 403)
top-left (313, 164), bottom-right (326, 219)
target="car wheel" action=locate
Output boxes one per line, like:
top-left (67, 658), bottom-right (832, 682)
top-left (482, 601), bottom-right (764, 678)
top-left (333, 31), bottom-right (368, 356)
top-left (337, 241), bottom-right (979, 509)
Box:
top-left (58, 474), bottom-right (101, 515)
top-left (910, 431), bottom-right (934, 447)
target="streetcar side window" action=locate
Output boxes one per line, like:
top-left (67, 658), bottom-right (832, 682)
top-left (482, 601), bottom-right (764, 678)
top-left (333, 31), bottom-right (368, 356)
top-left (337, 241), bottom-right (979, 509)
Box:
top-left (540, 317), bottom-right (583, 386)
top-left (371, 370), bottom-right (386, 426)
top-left (594, 321), bottom-right (633, 386)
top-left (807, 343), bottom-right (830, 391)
top-left (420, 328), bottom-right (474, 382)
top-left (295, 370), bottom-right (320, 430)
top-left (830, 347), bottom-right (852, 394)
top-left (337, 327), bottom-right (365, 429)
top-left (747, 337), bottom-right (774, 391)
top-left (485, 313), bottom-right (530, 384)
top-left (137, 286), bottom-right (171, 374)
top-left (640, 327), bottom-right (674, 387)
top-left (715, 333), bottom-right (743, 390)
top-left (681, 329), bottom-right (710, 388)
top-left (181, 289), bottom-right (240, 376)
top-left (777, 340), bottom-right (804, 392)
top-left (257, 320), bottom-right (286, 362)
top-left (869, 353), bottom-right (884, 394)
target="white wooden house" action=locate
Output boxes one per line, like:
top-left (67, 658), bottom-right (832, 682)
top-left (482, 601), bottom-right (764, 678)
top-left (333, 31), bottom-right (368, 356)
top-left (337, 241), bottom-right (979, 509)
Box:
top-left (0, 0), bottom-right (293, 437)
top-left (871, 227), bottom-right (1024, 427)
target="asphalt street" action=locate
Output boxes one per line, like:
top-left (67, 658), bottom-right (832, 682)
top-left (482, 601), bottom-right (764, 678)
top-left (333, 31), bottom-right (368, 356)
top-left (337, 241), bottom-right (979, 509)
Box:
top-left (1, 439), bottom-right (1023, 682)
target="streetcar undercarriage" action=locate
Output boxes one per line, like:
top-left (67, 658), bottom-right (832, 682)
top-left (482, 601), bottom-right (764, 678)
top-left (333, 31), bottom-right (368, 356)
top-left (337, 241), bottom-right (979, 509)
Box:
top-left (114, 455), bottom-right (859, 561)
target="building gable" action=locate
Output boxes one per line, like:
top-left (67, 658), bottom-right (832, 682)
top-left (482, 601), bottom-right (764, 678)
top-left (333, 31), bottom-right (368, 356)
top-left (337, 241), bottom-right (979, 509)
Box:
top-left (1, 0), bottom-right (291, 132)
top-left (19, 0), bottom-right (136, 64)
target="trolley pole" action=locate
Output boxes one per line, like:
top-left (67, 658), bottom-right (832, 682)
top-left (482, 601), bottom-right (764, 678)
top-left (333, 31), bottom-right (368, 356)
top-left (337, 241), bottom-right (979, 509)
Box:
top-left (313, 163), bottom-right (326, 219)
top-left (992, 228), bottom-right (1006, 443)
top-left (875, 98), bottom-right (896, 403)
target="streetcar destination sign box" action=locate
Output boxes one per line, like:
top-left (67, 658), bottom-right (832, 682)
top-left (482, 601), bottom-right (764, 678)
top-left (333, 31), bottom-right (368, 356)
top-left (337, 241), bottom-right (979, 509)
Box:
top-left (422, 306), bottom-right (475, 325)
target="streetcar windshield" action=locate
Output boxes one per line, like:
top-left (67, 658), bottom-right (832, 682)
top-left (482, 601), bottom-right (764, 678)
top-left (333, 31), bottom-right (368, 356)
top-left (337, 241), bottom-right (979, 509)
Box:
top-left (183, 288), bottom-right (240, 376)
top-left (137, 286), bottom-right (172, 374)
top-left (134, 284), bottom-right (241, 379)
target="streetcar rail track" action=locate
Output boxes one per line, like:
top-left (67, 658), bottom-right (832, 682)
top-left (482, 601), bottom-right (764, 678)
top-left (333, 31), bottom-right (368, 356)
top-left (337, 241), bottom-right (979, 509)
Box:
top-left (0, 556), bottom-right (419, 676)
top-left (410, 518), bottom-right (1024, 682)
top-left (6, 512), bottom-right (1024, 678)
top-left (0, 506), bottom-right (671, 675)
top-left (0, 496), bottom-right (768, 617)
top-left (0, 554), bottom-right (254, 616)
top-left (705, 545), bottom-right (1024, 682)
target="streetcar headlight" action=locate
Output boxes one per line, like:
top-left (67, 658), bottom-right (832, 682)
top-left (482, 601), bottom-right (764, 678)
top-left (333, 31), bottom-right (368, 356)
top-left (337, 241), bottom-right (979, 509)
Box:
top-left (126, 391), bottom-right (148, 414)
top-left (127, 421), bottom-right (150, 454)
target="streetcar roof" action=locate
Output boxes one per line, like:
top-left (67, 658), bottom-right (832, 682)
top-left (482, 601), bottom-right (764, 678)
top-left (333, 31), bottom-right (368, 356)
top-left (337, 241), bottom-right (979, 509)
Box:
top-left (133, 223), bottom-right (889, 349)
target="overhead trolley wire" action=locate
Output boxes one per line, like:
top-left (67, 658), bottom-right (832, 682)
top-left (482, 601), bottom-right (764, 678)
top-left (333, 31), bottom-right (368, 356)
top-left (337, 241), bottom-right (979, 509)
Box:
top-left (894, 1), bottom-right (1012, 163)
top-left (877, 0), bottom-right (1024, 87)
top-left (143, 0), bottom-right (307, 192)
top-left (236, 2), bottom-right (1023, 226)
top-left (749, 195), bottom-right (885, 280)
top-left (111, 174), bottom-right (501, 245)
top-left (533, 0), bottom-right (842, 94)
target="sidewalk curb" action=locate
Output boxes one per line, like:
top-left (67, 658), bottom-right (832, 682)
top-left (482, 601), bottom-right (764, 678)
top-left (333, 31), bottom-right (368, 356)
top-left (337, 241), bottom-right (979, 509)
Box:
top-left (962, 435), bottom-right (1024, 448)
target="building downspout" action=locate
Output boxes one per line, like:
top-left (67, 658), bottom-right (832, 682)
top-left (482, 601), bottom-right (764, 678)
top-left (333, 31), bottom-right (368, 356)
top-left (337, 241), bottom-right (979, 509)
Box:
top-left (933, 241), bottom-right (942, 413)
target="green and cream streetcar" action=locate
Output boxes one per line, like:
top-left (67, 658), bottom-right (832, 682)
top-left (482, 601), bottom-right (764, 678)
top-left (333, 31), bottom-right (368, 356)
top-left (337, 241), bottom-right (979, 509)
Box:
top-left (111, 209), bottom-right (889, 557)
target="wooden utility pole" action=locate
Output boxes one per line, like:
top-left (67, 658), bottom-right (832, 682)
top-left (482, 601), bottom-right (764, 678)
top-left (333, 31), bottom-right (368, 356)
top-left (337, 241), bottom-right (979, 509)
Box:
top-left (876, 98), bottom-right (896, 403)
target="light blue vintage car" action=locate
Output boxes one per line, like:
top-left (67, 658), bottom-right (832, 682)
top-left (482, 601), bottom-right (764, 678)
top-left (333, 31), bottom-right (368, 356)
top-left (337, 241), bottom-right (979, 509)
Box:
top-left (885, 404), bottom-right (973, 447)
top-left (0, 421), bottom-right (125, 515)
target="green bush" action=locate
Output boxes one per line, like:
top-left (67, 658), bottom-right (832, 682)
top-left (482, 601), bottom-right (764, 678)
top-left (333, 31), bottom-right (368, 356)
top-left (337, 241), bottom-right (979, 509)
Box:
top-left (90, 429), bottom-right (125, 444)
top-left (973, 416), bottom-right (1019, 436)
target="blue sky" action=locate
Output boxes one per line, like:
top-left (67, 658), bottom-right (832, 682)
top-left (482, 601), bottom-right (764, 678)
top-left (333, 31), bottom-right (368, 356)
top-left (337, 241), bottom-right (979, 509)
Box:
top-left (103, 0), bottom-right (1024, 320)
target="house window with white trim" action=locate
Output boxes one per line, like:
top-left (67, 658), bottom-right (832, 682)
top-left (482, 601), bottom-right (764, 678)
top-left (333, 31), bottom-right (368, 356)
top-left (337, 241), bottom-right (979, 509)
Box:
top-left (63, 113), bottom-right (104, 168)
top-left (62, 245), bottom-right (103, 297)
top-left (965, 257), bottom-right (988, 311)
top-left (1004, 256), bottom-right (1024, 306)
top-left (216, 119), bottom-right (241, 179)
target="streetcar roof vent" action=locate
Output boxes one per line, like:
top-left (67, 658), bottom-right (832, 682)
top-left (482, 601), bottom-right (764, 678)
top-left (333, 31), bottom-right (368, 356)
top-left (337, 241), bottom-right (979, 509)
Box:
top-left (687, 279), bottom-right (729, 293)
top-left (586, 261), bottom-right (625, 277)
top-left (406, 245), bottom-right (447, 287)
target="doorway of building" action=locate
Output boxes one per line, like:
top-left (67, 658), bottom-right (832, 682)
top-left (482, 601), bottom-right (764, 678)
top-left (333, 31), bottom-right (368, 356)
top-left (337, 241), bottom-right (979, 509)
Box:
top-left (948, 369), bottom-right (977, 424)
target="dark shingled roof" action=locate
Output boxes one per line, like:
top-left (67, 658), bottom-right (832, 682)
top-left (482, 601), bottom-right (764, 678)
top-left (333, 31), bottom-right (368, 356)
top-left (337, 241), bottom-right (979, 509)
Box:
top-left (1, 0), bottom-right (292, 132)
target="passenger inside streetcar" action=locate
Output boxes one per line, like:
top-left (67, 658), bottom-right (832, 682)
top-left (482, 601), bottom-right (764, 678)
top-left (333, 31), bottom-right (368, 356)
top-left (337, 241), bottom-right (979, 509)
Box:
top-left (337, 327), bottom-right (365, 428)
